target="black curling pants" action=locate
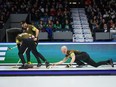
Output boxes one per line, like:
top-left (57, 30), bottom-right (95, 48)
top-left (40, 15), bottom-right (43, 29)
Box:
top-left (75, 52), bottom-right (109, 67)
top-left (26, 41), bottom-right (38, 63)
top-left (18, 38), bottom-right (47, 65)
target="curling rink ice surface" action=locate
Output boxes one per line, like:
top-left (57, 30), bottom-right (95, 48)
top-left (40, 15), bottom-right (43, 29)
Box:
top-left (0, 64), bottom-right (116, 70)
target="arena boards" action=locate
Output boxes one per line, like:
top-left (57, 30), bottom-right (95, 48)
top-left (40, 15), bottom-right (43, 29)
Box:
top-left (0, 65), bottom-right (116, 76)
top-left (0, 42), bottom-right (116, 76)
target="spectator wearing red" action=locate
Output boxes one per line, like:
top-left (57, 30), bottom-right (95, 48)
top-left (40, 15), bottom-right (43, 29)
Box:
top-left (50, 6), bottom-right (56, 16)
top-left (108, 19), bottom-right (115, 30)
top-left (85, 0), bottom-right (92, 6)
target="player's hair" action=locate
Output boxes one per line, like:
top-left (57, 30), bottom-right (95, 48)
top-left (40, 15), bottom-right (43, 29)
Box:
top-left (61, 46), bottom-right (67, 50)
top-left (21, 21), bottom-right (27, 24)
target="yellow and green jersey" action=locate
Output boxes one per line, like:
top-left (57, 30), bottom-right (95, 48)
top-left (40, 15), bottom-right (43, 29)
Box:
top-left (65, 50), bottom-right (82, 58)
top-left (24, 24), bottom-right (37, 36)
top-left (16, 33), bottom-right (32, 44)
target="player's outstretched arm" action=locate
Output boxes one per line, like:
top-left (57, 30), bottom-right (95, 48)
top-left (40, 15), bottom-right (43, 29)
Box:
top-left (52, 57), bottom-right (68, 66)
top-left (70, 53), bottom-right (76, 64)
top-left (66, 53), bottom-right (76, 68)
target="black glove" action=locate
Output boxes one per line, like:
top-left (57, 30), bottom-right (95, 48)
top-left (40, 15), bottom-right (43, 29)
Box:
top-left (66, 64), bottom-right (72, 68)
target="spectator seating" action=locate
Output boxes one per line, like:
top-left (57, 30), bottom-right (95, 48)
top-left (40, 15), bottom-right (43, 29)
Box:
top-left (73, 34), bottom-right (84, 42)
top-left (71, 8), bottom-right (93, 42)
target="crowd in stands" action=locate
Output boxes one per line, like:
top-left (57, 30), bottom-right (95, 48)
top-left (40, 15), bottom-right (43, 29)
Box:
top-left (0, 0), bottom-right (72, 29)
top-left (0, 0), bottom-right (27, 29)
top-left (0, 0), bottom-right (10, 29)
top-left (0, 0), bottom-right (33, 29)
top-left (30, 0), bottom-right (72, 39)
top-left (85, 0), bottom-right (116, 34)
top-left (0, 0), bottom-right (72, 39)
top-left (0, 0), bottom-right (116, 41)
top-left (30, 0), bottom-right (72, 32)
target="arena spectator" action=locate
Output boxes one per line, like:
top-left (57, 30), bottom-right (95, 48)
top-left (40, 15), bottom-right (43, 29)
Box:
top-left (63, 19), bottom-right (71, 31)
top-left (53, 20), bottom-right (62, 31)
top-left (90, 16), bottom-right (99, 30)
top-left (43, 12), bottom-right (49, 24)
top-left (55, 12), bottom-right (63, 23)
top-left (103, 23), bottom-right (109, 32)
top-left (62, 11), bottom-right (70, 22)
top-left (99, 19), bottom-right (107, 29)
top-left (50, 6), bottom-right (56, 17)
top-left (56, 0), bottom-right (63, 9)
top-left (93, 24), bottom-right (104, 33)
top-left (45, 20), bottom-right (53, 39)
top-left (108, 19), bottom-right (116, 30)
top-left (38, 20), bottom-right (46, 32)
top-left (85, 0), bottom-right (92, 6)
